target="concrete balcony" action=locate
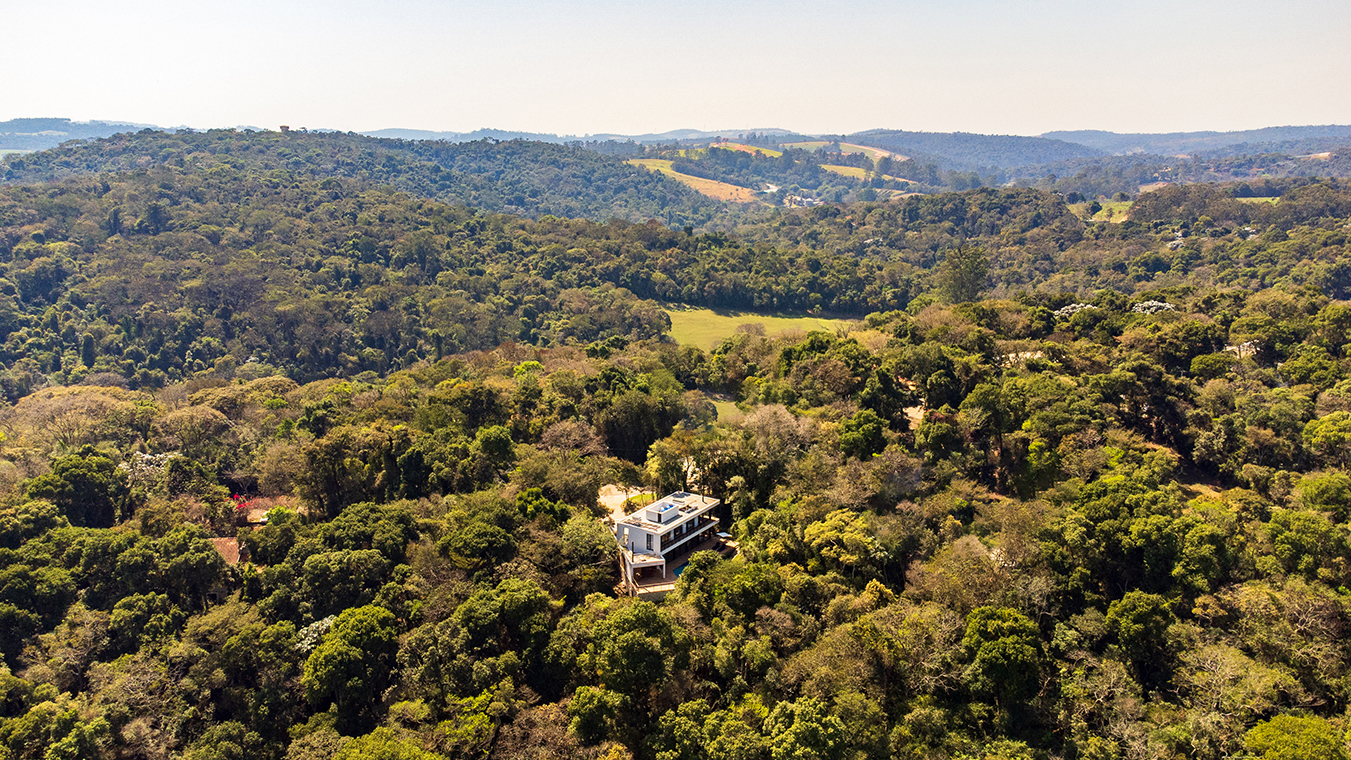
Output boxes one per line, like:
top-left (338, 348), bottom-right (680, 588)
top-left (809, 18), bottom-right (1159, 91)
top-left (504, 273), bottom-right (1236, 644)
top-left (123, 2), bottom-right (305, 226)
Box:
top-left (620, 529), bottom-right (738, 600)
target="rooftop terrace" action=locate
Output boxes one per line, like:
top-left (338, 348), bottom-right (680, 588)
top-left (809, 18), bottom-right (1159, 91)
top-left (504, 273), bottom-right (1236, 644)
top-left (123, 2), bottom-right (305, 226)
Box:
top-left (619, 491), bottom-right (718, 530)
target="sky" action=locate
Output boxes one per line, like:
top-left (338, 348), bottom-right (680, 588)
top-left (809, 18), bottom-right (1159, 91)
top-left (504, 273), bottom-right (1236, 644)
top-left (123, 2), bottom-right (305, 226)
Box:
top-left (3, 0), bottom-right (1349, 137)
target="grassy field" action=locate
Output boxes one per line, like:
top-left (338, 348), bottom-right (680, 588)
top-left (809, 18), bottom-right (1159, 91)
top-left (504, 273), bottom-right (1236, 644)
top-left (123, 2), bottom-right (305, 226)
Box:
top-left (819, 165), bottom-right (918, 186)
top-left (628, 159), bottom-right (764, 203)
top-left (820, 164), bottom-right (868, 179)
top-left (630, 158), bottom-right (678, 171)
top-left (712, 400), bottom-right (743, 422)
top-left (1237, 196), bottom-right (1280, 204)
top-left (1070, 200), bottom-right (1133, 223)
top-left (839, 142), bottom-right (899, 160)
top-left (712, 142), bottom-right (783, 158)
top-left (665, 305), bottom-right (857, 349)
top-left (1093, 201), bottom-right (1132, 222)
top-left (779, 141), bottom-right (900, 160)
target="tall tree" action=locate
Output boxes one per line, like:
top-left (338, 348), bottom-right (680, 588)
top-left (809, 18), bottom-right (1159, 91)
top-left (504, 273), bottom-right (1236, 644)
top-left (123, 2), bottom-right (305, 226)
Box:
top-left (937, 245), bottom-right (990, 303)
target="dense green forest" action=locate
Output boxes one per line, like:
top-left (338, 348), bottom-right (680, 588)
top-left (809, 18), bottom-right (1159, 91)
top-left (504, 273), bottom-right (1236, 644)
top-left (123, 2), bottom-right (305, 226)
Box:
top-left (0, 161), bottom-right (931, 391)
top-left (846, 131), bottom-right (1105, 171)
top-left (731, 180), bottom-right (1351, 302)
top-left (3, 134), bottom-right (1351, 760)
top-left (1006, 153), bottom-right (1351, 200)
top-left (1, 130), bottom-right (720, 228)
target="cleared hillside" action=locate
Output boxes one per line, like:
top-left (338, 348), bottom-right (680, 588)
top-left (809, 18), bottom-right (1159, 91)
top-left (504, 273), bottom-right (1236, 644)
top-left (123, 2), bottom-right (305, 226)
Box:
top-left (627, 159), bottom-right (766, 203)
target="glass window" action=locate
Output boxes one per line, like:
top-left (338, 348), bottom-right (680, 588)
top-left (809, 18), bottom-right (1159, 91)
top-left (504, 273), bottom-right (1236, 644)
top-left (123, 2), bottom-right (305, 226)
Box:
top-left (646, 534), bottom-right (652, 551)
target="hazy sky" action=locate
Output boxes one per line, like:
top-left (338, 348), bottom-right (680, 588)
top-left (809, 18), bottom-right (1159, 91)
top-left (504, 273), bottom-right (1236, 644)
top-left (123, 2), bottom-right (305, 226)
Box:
top-left (4, 0), bottom-right (1348, 136)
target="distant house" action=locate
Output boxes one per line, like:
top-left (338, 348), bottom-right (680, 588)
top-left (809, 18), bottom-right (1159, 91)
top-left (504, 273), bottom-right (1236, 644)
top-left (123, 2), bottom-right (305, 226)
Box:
top-left (613, 491), bottom-right (721, 593)
top-left (206, 537), bottom-right (247, 604)
top-left (209, 537), bottom-right (242, 565)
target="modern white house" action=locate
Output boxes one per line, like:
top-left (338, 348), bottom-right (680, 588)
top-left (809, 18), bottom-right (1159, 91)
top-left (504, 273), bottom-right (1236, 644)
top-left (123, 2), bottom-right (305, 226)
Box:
top-left (613, 491), bottom-right (721, 593)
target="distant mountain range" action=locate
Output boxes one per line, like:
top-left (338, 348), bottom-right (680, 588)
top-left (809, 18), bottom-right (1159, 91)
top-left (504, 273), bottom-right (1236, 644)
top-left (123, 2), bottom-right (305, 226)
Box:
top-left (0, 118), bottom-right (156, 151)
top-left (363, 127), bottom-right (582, 143)
top-left (0, 119), bottom-right (818, 153)
top-left (834, 126), bottom-right (1351, 172)
top-left (1042, 125), bottom-right (1351, 156)
top-left (5, 117), bottom-right (1351, 185)
top-left (360, 125), bottom-right (1351, 172)
top-left (362, 126), bottom-right (807, 144)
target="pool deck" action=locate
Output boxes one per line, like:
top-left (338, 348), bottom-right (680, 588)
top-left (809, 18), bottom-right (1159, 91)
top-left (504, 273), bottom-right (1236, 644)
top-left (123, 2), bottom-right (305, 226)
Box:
top-left (619, 534), bottom-right (739, 599)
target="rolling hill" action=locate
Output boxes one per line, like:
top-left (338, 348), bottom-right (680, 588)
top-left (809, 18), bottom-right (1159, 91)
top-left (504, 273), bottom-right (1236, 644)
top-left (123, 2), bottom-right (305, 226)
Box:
top-left (0, 117), bottom-right (156, 152)
top-left (1044, 125), bottom-right (1351, 155)
top-left (846, 129), bottom-right (1105, 170)
top-left (0, 129), bottom-right (724, 226)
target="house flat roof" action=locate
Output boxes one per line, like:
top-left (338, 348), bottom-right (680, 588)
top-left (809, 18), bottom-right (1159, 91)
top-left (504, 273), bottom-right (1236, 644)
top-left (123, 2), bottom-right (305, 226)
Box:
top-left (621, 499), bottom-right (718, 529)
top-left (619, 494), bottom-right (719, 531)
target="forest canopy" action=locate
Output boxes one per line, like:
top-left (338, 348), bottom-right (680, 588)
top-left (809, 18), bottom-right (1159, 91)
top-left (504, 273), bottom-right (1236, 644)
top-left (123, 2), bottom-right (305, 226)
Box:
top-left (1, 131), bottom-right (1351, 760)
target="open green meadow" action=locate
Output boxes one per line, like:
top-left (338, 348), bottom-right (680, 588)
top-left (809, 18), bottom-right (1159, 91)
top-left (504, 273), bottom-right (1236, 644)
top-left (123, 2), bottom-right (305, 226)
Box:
top-left (1070, 200), bottom-right (1133, 222)
top-left (712, 400), bottom-right (743, 422)
top-left (664, 305), bottom-right (857, 350)
top-left (1237, 196), bottom-right (1280, 204)
top-left (1093, 200), bottom-right (1132, 222)
top-left (713, 142), bottom-right (783, 158)
top-left (839, 142), bottom-right (895, 160)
